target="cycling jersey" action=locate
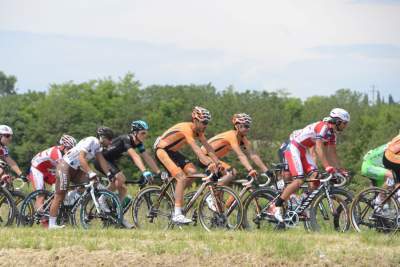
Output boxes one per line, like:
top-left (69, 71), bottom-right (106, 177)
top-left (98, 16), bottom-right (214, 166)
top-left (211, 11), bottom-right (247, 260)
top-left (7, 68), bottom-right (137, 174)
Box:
top-left (31, 146), bottom-right (63, 172)
top-left (385, 134), bottom-right (400, 164)
top-left (203, 130), bottom-right (250, 158)
top-left (284, 121), bottom-right (335, 178)
top-left (155, 122), bottom-right (201, 177)
top-left (0, 145), bottom-right (9, 158)
top-left (102, 134), bottom-right (145, 161)
top-left (291, 121), bottom-right (336, 148)
top-left (155, 122), bottom-right (204, 152)
top-left (361, 144), bottom-right (387, 186)
top-left (63, 137), bottom-right (102, 170)
top-left (29, 146), bottom-right (63, 188)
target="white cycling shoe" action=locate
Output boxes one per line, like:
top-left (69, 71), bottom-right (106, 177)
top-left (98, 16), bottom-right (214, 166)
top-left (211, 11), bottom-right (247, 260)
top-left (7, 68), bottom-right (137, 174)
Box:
top-left (267, 203), bottom-right (284, 223)
top-left (122, 218), bottom-right (135, 229)
top-left (172, 214), bottom-right (192, 224)
top-left (48, 224), bottom-right (66, 230)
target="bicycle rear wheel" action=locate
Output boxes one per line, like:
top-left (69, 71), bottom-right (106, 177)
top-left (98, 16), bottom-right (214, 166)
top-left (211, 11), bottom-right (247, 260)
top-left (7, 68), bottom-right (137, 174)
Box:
top-left (18, 190), bottom-right (52, 227)
top-left (198, 186), bottom-right (243, 231)
top-left (132, 186), bottom-right (174, 230)
top-left (350, 187), bottom-right (399, 233)
top-left (0, 188), bottom-right (17, 227)
top-left (79, 189), bottom-right (122, 229)
top-left (242, 188), bottom-right (278, 230)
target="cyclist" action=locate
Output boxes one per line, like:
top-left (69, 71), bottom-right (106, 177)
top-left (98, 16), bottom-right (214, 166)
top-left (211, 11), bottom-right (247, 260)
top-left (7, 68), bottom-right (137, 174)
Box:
top-left (48, 127), bottom-right (115, 229)
top-left (362, 134), bottom-right (400, 207)
top-left (28, 134), bottom-right (77, 217)
top-left (268, 108), bottom-right (350, 222)
top-left (200, 113), bottom-right (272, 186)
top-left (154, 106), bottom-right (219, 224)
top-left (94, 120), bottom-right (162, 228)
top-left (0, 125), bottom-right (27, 181)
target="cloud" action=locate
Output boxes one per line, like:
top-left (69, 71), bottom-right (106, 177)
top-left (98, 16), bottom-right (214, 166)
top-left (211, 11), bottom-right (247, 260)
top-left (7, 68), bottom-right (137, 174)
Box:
top-left (310, 44), bottom-right (400, 59)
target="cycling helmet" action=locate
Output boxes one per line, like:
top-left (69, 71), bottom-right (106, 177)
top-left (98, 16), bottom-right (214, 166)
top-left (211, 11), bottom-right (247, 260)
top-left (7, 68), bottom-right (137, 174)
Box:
top-left (192, 106), bottom-right (211, 122)
top-left (96, 126), bottom-right (114, 140)
top-left (59, 134), bottom-right (77, 148)
top-left (329, 108), bottom-right (350, 122)
top-left (0, 125), bottom-right (13, 135)
top-left (131, 120), bottom-right (149, 132)
top-left (0, 159), bottom-right (7, 169)
top-left (232, 113), bottom-right (252, 125)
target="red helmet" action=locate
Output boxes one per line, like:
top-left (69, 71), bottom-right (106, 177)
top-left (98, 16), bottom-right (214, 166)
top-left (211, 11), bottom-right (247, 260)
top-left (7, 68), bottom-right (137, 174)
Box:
top-left (232, 113), bottom-right (252, 125)
top-left (192, 106), bottom-right (211, 122)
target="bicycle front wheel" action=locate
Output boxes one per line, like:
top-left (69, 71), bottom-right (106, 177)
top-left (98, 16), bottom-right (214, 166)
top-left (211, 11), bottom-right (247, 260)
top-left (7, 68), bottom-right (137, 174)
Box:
top-left (18, 189), bottom-right (52, 227)
top-left (308, 192), bottom-right (350, 232)
top-left (79, 189), bottom-right (122, 229)
top-left (132, 186), bottom-right (174, 230)
top-left (350, 187), bottom-right (399, 233)
top-left (198, 186), bottom-right (243, 231)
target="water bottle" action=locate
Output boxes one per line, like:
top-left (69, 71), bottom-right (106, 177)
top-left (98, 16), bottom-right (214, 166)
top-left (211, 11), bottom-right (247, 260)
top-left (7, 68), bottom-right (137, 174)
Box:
top-left (63, 190), bottom-right (80, 206)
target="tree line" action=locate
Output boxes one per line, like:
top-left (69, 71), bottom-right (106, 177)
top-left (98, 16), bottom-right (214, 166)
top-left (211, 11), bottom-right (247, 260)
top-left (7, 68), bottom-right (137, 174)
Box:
top-left (1, 71), bottom-right (399, 190)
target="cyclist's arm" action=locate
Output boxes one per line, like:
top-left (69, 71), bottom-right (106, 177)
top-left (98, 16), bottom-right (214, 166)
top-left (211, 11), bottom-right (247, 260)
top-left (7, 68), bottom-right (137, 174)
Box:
top-left (79, 151), bottom-right (93, 174)
top-left (198, 135), bottom-right (219, 164)
top-left (244, 144), bottom-right (269, 172)
top-left (309, 146), bottom-right (318, 165)
top-left (141, 151), bottom-right (161, 174)
top-left (231, 145), bottom-right (254, 172)
top-left (127, 148), bottom-right (146, 172)
top-left (326, 145), bottom-right (340, 168)
top-left (94, 152), bottom-right (111, 175)
top-left (315, 140), bottom-right (330, 168)
top-left (4, 156), bottom-right (23, 176)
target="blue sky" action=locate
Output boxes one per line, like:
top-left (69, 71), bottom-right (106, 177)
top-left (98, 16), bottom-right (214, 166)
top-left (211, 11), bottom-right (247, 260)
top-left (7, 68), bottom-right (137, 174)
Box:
top-left (0, 0), bottom-right (399, 100)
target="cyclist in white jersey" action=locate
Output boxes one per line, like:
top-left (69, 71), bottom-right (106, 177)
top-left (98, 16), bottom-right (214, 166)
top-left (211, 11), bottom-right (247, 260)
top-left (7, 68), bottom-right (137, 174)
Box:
top-left (48, 127), bottom-right (115, 229)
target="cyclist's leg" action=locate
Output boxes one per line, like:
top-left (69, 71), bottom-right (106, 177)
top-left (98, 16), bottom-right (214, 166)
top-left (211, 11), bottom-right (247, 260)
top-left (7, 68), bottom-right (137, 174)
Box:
top-left (29, 167), bottom-right (46, 211)
top-left (303, 151), bottom-right (318, 190)
top-left (49, 161), bottom-right (71, 228)
top-left (280, 145), bottom-right (306, 201)
top-left (156, 149), bottom-right (190, 223)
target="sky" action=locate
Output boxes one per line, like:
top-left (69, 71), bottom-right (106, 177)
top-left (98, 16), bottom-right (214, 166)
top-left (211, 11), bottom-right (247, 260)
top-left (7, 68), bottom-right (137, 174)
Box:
top-left (1, 0), bottom-right (399, 99)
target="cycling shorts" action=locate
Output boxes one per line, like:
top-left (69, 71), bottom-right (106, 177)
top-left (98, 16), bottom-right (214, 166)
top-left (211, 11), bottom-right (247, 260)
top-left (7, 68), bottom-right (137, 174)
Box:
top-left (155, 148), bottom-right (195, 178)
top-left (28, 166), bottom-right (56, 190)
top-left (361, 160), bottom-right (387, 187)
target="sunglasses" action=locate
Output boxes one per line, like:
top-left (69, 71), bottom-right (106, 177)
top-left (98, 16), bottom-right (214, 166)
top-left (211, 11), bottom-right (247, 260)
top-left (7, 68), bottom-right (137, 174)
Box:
top-left (197, 120), bottom-right (209, 125)
top-left (2, 134), bottom-right (12, 138)
top-left (240, 124), bottom-right (251, 129)
top-left (138, 131), bottom-right (148, 136)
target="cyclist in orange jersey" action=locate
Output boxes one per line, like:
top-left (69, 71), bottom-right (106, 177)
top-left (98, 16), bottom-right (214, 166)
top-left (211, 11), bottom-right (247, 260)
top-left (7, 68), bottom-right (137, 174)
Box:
top-left (154, 106), bottom-right (220, 224)
top-left (200, 113), bottom-right (272, 185)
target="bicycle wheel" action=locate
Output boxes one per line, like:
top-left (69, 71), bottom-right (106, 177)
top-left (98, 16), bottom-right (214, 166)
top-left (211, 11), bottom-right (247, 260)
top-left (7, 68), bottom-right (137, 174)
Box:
top-left (79, 189), bottom-right (122, 229)
top-left (132, 186), bottom-right (174, 230)
top-left (18, 190), bottom-right (52, 227)
top-left (350, 187), bottom-right (400, 233)
top-left (242, 188), bottom-right (278, 230)
top-left (308, 192), bottom-right (350, 232)
top-left (197, 186), bottom-right (243, 231)
top-left (0, 188), bottom-right (17, 227)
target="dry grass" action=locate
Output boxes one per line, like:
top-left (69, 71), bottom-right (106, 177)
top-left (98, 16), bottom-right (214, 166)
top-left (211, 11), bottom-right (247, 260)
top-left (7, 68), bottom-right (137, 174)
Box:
top-left (0, 227), bottom-right (400, 266)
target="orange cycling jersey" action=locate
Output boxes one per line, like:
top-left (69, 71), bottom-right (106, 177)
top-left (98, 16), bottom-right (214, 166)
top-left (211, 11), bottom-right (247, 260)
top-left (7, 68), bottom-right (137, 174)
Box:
top-left (385, 134), bottom-right (400, 164)
top-left (156, 122), bottom-right (204, 152)
top-left (202, 130), bottom-right (250, 158)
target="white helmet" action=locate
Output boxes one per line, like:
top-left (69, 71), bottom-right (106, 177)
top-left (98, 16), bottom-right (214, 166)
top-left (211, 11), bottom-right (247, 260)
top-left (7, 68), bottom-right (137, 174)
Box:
top-left (192, 106), bottom-right (211, 122)
top-left (59, 134), bottom-right (77, 148)
top-left (329, 108), bottom-right (350, 122)
top-left (0, 125), bottom-right (13, 135)
top-left (232, 113), bottom-right (252, 125)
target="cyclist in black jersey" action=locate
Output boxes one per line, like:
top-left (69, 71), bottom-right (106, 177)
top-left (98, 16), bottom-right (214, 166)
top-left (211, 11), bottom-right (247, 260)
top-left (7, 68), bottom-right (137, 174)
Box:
top-left (94, 120), bottom-right (162, 228)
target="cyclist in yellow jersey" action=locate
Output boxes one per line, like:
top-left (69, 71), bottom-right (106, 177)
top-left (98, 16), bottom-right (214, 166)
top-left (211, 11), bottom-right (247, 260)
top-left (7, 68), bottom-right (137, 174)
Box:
top-left (154, 107), bottom-right (220, 224)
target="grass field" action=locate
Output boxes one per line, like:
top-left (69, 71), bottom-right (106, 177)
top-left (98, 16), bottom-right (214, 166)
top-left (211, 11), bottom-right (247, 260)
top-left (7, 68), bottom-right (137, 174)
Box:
top-left (0, 227), bottom-right (399, 266)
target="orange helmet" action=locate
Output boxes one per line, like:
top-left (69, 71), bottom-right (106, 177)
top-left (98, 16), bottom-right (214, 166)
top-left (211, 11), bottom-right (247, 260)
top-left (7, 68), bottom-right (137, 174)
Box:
top-left (232, 113), bottom-right (252, 125)
top-left (192, 106), bottom-right (211, 122)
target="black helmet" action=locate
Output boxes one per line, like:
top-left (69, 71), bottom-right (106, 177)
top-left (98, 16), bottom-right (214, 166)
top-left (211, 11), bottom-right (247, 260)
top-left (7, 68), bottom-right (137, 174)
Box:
top-left (96, 126), bottom-right (114, 140)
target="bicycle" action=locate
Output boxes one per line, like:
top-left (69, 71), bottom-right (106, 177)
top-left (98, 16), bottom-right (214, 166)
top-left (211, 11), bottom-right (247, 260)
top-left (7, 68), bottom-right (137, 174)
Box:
top-left (0, 176), bottom-right (26, 224)
top-left (242, 172), bottom-right (350, 232)
top-left (350, 183), bottom-right (400, 233)
top-left (132, 172), bottom-right (243, 232)
top-left (18, 179), bottom-right (122, 229)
